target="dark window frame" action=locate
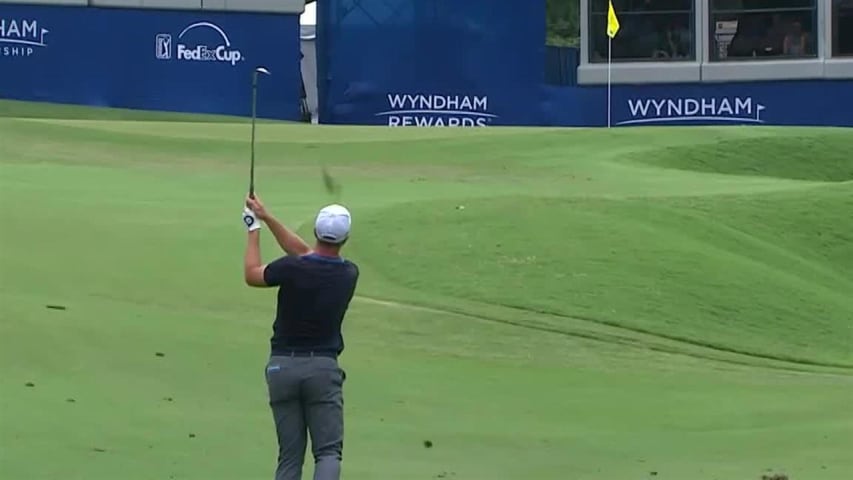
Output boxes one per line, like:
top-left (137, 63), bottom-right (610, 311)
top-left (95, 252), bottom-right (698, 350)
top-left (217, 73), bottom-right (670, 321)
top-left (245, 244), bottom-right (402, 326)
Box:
top-left (833, 0), bottom-right (853, 57)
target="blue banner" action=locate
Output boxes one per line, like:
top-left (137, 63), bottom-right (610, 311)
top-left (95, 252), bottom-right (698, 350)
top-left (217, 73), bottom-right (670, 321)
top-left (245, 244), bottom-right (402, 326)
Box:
top-left (543, 80), bottom-right (853, 128)
top-left (0, 5), bottom-right (301, 120)
top-left (317, 0), bottom-right (546, 126)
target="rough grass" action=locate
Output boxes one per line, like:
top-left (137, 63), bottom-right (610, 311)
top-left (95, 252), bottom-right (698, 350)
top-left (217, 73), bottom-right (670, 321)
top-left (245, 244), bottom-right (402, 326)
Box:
top-left (638, 133), bottom-right (853, 182)
top-left (354, 187), bottom-right (853, 367)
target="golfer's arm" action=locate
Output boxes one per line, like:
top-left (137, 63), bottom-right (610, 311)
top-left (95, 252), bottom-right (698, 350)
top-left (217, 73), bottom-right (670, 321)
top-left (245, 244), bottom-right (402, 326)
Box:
top-left (244, 230), bottom-right (267, 287)
top-left (264, 216), bottom-right (311, 256)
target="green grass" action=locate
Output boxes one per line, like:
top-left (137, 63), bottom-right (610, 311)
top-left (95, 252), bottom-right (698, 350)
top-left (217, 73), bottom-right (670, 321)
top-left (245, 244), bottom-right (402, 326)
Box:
top-left (638, 134), bottom-right (853, 182)
top-left (1, 99), bottom-right (852, 480)
top-left (357, 188), bottom-right (853, 367)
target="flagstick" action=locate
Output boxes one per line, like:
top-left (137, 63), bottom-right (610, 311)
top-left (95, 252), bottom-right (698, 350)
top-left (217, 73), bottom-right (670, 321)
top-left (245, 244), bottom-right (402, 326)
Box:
top-left (607, 37), bottom-right (612, 129)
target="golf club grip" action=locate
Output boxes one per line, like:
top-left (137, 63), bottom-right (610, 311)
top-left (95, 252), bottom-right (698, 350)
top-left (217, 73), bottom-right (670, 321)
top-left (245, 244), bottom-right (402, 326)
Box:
top-left (248, 68), bottom-right (269, 199)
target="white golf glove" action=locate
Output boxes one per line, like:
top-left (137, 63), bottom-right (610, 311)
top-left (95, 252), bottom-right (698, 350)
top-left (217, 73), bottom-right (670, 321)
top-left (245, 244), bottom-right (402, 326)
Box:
top-left (242, 207), bottom-right (261, 232)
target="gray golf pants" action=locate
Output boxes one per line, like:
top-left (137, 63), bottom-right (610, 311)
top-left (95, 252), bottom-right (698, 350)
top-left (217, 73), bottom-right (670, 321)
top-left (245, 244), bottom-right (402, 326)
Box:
top-left (265, 355), bottom-right (345, 480)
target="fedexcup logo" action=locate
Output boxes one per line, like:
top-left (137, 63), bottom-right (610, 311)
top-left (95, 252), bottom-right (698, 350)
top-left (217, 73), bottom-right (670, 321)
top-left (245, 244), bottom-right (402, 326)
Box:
top-left (618, 97), bottom-right (765, 126)
top-left (155, 22), bottom-right (243, 66)
top-left (376, 94), bottom-right (497, 127)
top-left (0, 19), bottom-right (49, 57)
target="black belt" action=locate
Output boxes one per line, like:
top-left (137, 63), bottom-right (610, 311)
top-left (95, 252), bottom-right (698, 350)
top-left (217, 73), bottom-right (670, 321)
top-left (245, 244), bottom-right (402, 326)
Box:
top-left (275, 350), bottom-right (337, 358)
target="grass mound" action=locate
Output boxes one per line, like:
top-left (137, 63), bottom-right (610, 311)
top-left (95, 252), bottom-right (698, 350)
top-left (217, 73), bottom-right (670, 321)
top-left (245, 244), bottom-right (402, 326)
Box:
top-left (638, 133), bottom-right (853, 182)
top-left (354, 186), bottom-right (853, 367)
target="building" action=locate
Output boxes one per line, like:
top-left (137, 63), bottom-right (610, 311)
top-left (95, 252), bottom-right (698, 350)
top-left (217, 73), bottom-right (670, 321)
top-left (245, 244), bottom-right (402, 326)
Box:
top-left (578, 0), bottom-right (853, 85)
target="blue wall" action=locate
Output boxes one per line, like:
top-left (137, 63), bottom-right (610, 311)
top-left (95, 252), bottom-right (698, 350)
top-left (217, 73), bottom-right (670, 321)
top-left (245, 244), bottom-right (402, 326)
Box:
top-left (0, 4), bottom-right (302, 120)
top-left (3, 3), bottom-right (852, 127)
top-left (542, 80), bottom-right (853, 127)
top-left (314, 0), bottom-right (853, 128)
top-left (316, 0), bottom-right (546, 126)
top-left (313, 79), bottom-right (853, 128)
top-left (545, 46), bottom-right (579, 87)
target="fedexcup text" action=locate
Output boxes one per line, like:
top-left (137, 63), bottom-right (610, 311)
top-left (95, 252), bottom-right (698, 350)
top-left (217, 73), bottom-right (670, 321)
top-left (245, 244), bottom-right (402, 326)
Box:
top-left (176, 44), bottom-right (242, 64)
top-left (155, 22), bottom-right (244, 66)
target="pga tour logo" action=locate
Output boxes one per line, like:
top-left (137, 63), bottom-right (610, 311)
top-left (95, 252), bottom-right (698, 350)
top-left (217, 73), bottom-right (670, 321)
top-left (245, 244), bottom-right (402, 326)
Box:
top-left (155, 22), bottom-right (243, 66)
top-left (0, 19), bottom-right (49, 57)
top-left (618, 96), bottom-right (766, 126)
top-left (376, 94), bottom-right (498, 127)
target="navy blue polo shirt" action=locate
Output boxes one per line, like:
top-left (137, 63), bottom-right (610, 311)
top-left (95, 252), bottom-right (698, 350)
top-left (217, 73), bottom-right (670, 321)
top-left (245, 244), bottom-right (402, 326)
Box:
top-left (263, 253), bottom-right (359, 356)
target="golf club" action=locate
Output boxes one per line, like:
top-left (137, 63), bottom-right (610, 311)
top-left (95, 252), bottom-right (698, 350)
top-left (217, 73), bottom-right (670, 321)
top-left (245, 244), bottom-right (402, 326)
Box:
top-left (249, 66), bottom-right (271, 198)
top-left (321, 165), bottom-right (342, 201)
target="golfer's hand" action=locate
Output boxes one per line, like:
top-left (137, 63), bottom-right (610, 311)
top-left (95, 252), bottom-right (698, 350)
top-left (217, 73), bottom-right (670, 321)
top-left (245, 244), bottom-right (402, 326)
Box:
top-left (242, 207), bottom-right (261, 232)
top-left (246, 195), bottom-right (271, 221)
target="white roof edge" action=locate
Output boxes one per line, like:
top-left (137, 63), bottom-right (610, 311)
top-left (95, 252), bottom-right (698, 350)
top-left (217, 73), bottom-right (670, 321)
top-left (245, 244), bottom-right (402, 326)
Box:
top-left (300, 2), bottom-right (317, 26)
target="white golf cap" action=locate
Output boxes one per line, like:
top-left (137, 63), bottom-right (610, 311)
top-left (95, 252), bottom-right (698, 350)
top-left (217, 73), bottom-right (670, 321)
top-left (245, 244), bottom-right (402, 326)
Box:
top-left (314, 204), bottom-right (352, 244)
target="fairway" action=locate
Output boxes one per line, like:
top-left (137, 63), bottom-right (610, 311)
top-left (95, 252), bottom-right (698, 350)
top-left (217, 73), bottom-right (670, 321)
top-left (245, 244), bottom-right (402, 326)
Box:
top-left (1, 100), bottom-right (851, 480)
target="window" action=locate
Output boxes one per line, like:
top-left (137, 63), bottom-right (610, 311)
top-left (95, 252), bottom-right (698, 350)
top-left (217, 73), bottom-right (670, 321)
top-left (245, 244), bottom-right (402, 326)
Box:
top-left (834, 0), bottom-right (853, 56)
top-left (588, 0), bottom-right (695, 63)
top-left (547, 0), bottom-right (580, 47)
top-left (710, 0), bottom-right (817, 61)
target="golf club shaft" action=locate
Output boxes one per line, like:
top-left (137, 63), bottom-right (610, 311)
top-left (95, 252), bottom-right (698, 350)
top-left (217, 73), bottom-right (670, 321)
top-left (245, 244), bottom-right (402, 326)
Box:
top-left (250, 72), bottom-right (258, 198)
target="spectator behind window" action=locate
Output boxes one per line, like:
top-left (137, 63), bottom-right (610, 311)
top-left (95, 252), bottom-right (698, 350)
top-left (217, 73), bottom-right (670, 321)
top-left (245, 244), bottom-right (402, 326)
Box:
top-left (727, 14), bottom-right (765, 58)
top-left (666, 16), bottom-right (691, 58)
top-left (765, 14), bottom-right (789, 55)
top-left (783, 20), bottom-right (808, 56)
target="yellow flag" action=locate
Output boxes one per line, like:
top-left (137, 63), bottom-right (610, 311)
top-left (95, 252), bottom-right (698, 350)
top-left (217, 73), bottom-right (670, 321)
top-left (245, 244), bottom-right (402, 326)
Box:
top-left (607, 0), bottom-right (620, 39)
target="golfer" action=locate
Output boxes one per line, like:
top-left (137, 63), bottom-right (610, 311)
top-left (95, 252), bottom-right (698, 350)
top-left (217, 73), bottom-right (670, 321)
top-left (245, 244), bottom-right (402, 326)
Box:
top-left (242, 194), bottom-right (359, 480)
